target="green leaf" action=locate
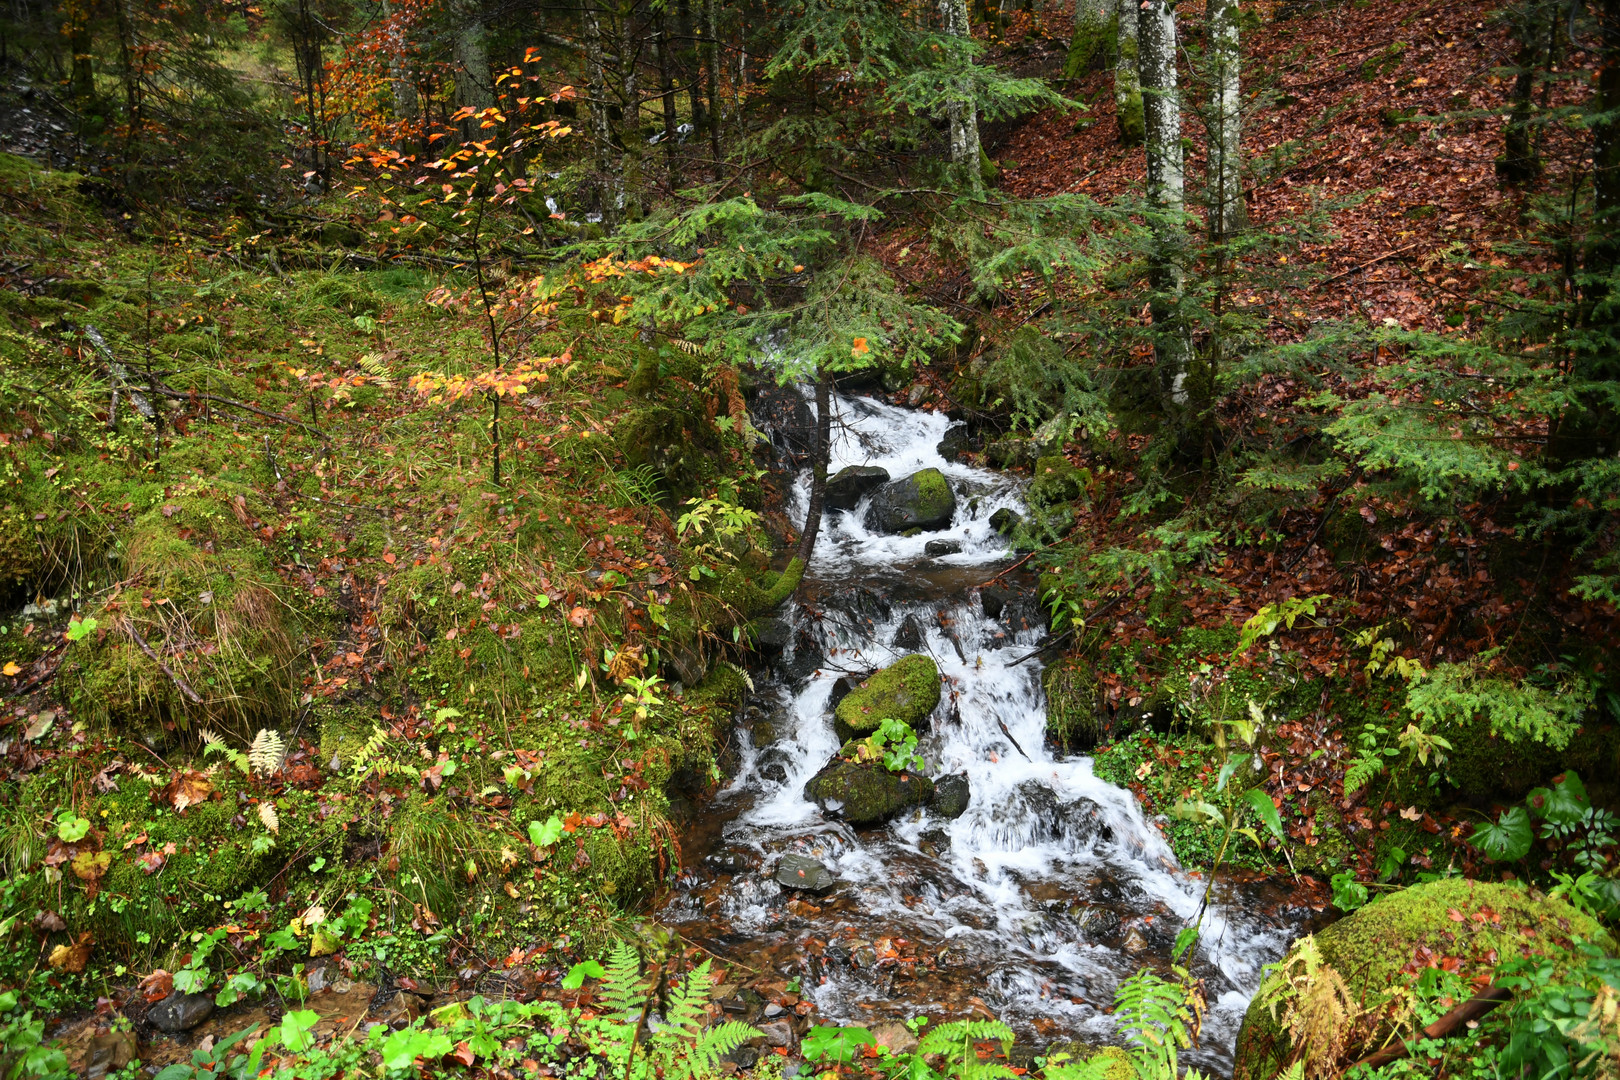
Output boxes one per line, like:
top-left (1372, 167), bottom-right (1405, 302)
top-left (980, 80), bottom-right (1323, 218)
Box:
top-left (380, 1026), bottom-right (453, 1073)
top-left (1172, 926), bottom-right (1199, 962)
top-left (1527, 771), bottom-right (1590, 825)
top-left (1215, 758), bottom-right (1241, 793)
top-left (527, 814), bottom-right (564, 849)
top-left (1242, 787), bottom-right (1286, 843)
top-left (561, 960), bottom-right (606, 990)
top-left (802, 1025), bottom-right (876, 1064)
top-left (1170, 799), bottom-right (1225, 827)
top-left (1471, 805), bottom-right (1533, 862)
top-left (1329, 871), bottom-right (1369, 912)
top-left (278, 1009), bottom-right (320, 1053)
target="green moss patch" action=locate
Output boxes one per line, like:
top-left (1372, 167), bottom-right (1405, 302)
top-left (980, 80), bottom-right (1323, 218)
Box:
top-left (835, 654), bottom-right (942, 734)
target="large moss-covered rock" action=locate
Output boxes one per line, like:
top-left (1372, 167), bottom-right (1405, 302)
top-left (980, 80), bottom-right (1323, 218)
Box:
top-left (825, 465), bottom-right (890, 511)
top-left (804, 760), bottom-right (934, 824)
top-left (834, 654), bottom-right (941, 735)
top-left (1030, 456), bottom-right (1089, 509)
top-left (1233, 879), bottom-right (1614, 1080)
top-left (863, 469), bottom-right (957, 533)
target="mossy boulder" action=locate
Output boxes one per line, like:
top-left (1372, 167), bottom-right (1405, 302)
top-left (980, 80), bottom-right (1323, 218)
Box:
top-left (1030, 456), bottom-right (1089, 509)
top-left (804, 760), bottom-right (934, 824)
top-left (863, 469), bottom-right (957, 533)
top-left (834, 654), bottom-right (941, 736)
top-left (1044, 658), bottom-right (1103, 751)
top-left (825, 465), bottom-right (890, 511)
top-left (1233, 878), bottom-right (1614, 1080)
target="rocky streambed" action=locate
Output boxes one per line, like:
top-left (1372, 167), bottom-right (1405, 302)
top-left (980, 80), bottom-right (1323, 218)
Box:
top-left (655, 390), bottom-right (1329, 1075)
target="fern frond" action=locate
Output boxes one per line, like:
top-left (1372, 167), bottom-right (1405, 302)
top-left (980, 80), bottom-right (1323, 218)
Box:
top-left (918, 1019), bottom-right (1015, 1057)
top-left (690, 1020), bottom-right (760, 1075)
top-left (671, 339), bottom-right (709, 356)
top-left (722, 661), bottom-right (754, 692)
top-left (201, 731), bottom-right (251, 775)
top-left (248, 729), bottom-right (286, 777)
top-left (258, 802), bottom-right (280, 834)
top-left (663, 959), bottom-right (713, 1035)
top-left (599, 940), bottom-right (646, 1020)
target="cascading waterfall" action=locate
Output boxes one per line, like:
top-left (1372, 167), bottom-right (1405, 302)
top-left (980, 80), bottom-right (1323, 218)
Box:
top-left (658, 390), bottom-right (1318, 1073)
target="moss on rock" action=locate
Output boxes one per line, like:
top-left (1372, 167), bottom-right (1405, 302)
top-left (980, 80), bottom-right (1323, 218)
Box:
top-left (863, 469), bottom-right (957, 533)
top-left (1233, 878), bottom-right (1614, 1080)
top-left (835, 654), bottom-right (941, 734)
top-left (1044, 658), bottom-right (1103, 751)
top-left (803, 760), bottom-right (934, 824)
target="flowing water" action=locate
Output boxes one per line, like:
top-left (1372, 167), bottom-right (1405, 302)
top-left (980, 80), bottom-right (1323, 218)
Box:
top-left (658, 391), bottom-right (1327, 1073)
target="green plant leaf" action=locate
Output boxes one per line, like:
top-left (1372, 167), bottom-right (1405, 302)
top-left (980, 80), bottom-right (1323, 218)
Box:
top-left (1527, 771), bottom-right (1590, 826)
top-left (1241, 787), bottom-right (1285, 843)
top-left (528, 814), bottom-right (564, 849)
top-left (1329, 871), bottom-right (1369, 912)
top-left (278, 1009), bottom-right (320, 1053)
top-left (1470, 805), bottom-right (1533, 861)
top-left (802, 1025), bottom-right (875, 1064)
top-left (380, 1026), bottom-right (453, 1072)
top-left (562, 960), bottom-right (606, 990)
top-left (1215, 758), bottom-right (1241, 793)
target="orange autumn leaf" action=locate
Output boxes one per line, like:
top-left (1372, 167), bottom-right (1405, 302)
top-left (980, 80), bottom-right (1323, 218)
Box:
top-left (851, 337), bottom-right (870, 357)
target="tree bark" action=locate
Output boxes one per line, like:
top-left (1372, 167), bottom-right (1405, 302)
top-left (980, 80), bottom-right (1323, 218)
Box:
top-left (655, 11), bottom-right (678, 181)
top-left (1498, 1), bottom-right (1554, 184)
top-left (939, 0), bottom-right (985, 189)
top-left (582, 0), bottom-right (623, 227)
top-left (1138, 0), bottom-right (1191, 416)
top-left (450, 0), bottom-right (493, 144)
top-left (706, 0), bottom-right (723, 179)
top-left (678, 0), bottom-right (704, 136)
top-left (1207, 0), bottom-right (1245, 240)
top-left (381, 0), bottom-right (419, 152)
top-left (1114, 0), bottom-right (1143, 146)
top-left (1066, 0), bottom-right (1112, 80)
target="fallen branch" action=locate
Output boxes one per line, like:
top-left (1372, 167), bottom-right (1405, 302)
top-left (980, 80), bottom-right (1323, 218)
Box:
top-left (147, 383), bottom-right (330, 442)
top-left (1307, 242), bottom-right (1424, 291)
top-left (1346, 985), bottom-right (1512, 1073)
top-left (125, 625), bottom-right (205, 704)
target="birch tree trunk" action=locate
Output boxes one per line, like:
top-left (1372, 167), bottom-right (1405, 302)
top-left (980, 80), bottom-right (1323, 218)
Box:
top-left (939, 0), bottom-right (985, 189)
top-left (1207, 0), bottom-right (1245, 239)
top-left (1138, 0), bottom-right (1191, 414)
top-left (450, 0), bottom-right (492, 144)
top-left (1066, 0), bottom-right (1111, 80)
top-left (1114, 0), bottom-right (1143, 146)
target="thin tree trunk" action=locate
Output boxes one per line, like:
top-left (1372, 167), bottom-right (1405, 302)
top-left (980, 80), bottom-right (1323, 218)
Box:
top-left (678, 0), bottom-right (704, 136)
top-left (382, 0), bottom-right (418, 152)
top-left (583, 0), bottom-right (623, 226)
top-left (1499, 1), bottom-right (1550, 183)
top-left (1208, 0), bottom-right (1245, 239)
top-left (450, 0), bottom-right (492, 143)
top-left (656, 12), bottom-right (678, 181)
top-left (706, 0), bottom-right (722, 179)
top-left (939, 0), bottom-right (985, 189)
top-left (1066, 0), bottom-right (1111, 80)
top-left (1139, 0), bottom-right (1191, 417)
top-left (1114, 0), bottom-right (1143, 146)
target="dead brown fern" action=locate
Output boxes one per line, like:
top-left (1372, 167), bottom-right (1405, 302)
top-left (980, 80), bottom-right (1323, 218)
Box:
top-left (1255, 935), bottom-right (1361, 1080)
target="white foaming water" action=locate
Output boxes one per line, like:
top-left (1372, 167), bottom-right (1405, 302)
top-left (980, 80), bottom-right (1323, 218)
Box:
top-left (677, 390), bottom-right (1304, 1072)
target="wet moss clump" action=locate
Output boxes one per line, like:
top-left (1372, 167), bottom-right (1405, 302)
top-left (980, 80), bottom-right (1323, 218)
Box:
top-left (1232, 879), bottom-right (1613, 1080)
top-left (835, 654), bottom-right (941, 735)
top-left (1044, 658), bottom-right (1103, 751)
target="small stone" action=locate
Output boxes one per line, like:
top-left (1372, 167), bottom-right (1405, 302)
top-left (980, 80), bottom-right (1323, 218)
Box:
top-left (924, 539), bottom-right (963, 556)
top-left (988, 508), bottom-right (1022, 536)
top-left (891, 614), bottom-right (925, 651)
top-left (871, 1021), bottom-right (919, 1055)
top-left (930, 773), bottom-right (971, 819)
top-left (758, 1020), bottom-right (796, 1048)
top-left (148, 992), bottom-right (216, 1033)
top-left (86, 1031), bottom-right (138, 1080)
top-left (307, 965), bottom-right (328, 993)
top-left (775, 854), bottom-right (836, 893)
top-left (764, 1002), bottom-right (785, 1017)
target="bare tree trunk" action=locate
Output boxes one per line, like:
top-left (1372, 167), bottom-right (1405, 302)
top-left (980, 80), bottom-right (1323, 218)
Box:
top-left (1139, 0), bottom-right (1190, 416)
top-left (1114, 0), bottom-right (1143, 146)
top-left (450, 0), bottom-right (492, 143)
top-left (678, 0), bottom-right (704, 136)
top-left (1499, 1), bottom-right (1553, 184)
top-left (706, 0), bottom-right (722, 179)
top-left (1207, 0), bottom-right (1245, 239)
top-left (656, 11), bottom-right (678, 181)
top-left (1066, 0), bottom-right (1112, 80)
top-left (760, 371), bottom-right (832, 610)
top-left (382, 0), bottom-right (418, 152)
top-left (583, 0), bottom-right (623, 226)
top-left (939, 0), bottom-right (985, 189)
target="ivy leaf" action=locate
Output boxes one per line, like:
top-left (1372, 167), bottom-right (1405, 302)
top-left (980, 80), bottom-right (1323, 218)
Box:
top-left (1527, 771), bottom-right (1589, 825)
top-left (1470, 806), bottom-right (1533, 862)
top-left (1242, 787), bottom-right (1286, 843)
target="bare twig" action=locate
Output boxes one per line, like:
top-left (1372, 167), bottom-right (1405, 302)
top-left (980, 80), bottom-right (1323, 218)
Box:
top-left (125, 625), bottom-right (205, 704)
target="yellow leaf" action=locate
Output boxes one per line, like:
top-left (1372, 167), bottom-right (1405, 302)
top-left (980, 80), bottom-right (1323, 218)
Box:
top-left (2, 661), bottom-right (20, 677)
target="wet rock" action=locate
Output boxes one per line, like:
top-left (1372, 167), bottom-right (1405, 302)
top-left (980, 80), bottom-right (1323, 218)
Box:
top-left (924, 539), bottom-right (963, 556)
top-left (751, 385), bottom-right (817, 464)
top-left (988, 508), bottom-right (1022, 536)
top-left (759, 751), bottom-right (791, 784)
top-left (834, 654), bottom-right (941, 734)
top-left (707, 849), bottom-right (759, 874)
top-left (775, 854), bottom-right (836, 893)
top-left (980, 584), bottom-right (1016, 620)
top-left (751, 616), bottom-right (793, 651)
top-left (1014, 783), bottom-right (1112, 847)
top-left (1120, 927), bottom-right (1149, 953)
top-left (930, 773), bottom-right (971, 819)
top-left (148, 992), bottom-right (216, 1033)
top-left (863, 469), bottom-right (957, 534)
top-left (804, 761), bottom-right (935, 824)
top-left (891, 614), bottom-right (925, 652)
top-left (827, 673), bottom-right (869, 714)
top-left (872, 1021), bottom-right (920, 1055)
top-left (937, 425), bottom-right (980, 463)
top-left (918, 827), bottom-right (952, 857)
top-left (1070, 905), bottom-right (1123, 942)
top-left (719, 987), bottom-right (768, 1022)
top-left (86, 1031), bottom-right (139, 1080)
top-left (758, 1019), bottom-right (796, 1048)
top-left (825, 465), bottom-right (890, 511)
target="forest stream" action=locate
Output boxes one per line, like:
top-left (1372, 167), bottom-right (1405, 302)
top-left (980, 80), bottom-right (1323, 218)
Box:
top-left (657, 392), bottom-right (1331, 1074)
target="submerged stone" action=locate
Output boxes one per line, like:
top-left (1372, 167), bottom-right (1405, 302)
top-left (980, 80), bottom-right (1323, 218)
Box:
top-left (924, 539), bottom-right (963, 556)
top-left (834, 654), bottom-right (940, 734)
top-left (863, 468), bottom-right (957, 533)
top-left (775, 853), bottom-right (836, 893)
top-left (804, 760), bottom-right (935, 824)
top-left (937, 425), bottom-right (980, 463)
top-left (825, 465), bottom-right (890, 511)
